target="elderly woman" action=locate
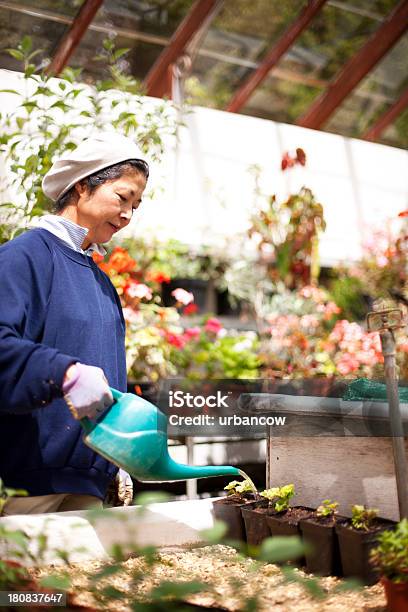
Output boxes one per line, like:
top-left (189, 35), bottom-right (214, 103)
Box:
top-left (0, 133), bottom-right (149, 515)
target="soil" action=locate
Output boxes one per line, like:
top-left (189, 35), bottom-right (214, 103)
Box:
top-left (337, 518), bottom-right (395, 534)
top-left (214, 494), bottom-right (256, 506)
top-left (32, 545), bottom-right (386, 612)
top-left (303, 513), bottom-right (344, 528)
top-left (277, 506), bottom-right (314, 524)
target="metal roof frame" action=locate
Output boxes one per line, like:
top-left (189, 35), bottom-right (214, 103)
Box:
top-left (226, 0), bottom-right (328, 113)
top-left (46, 0), bottom-right (103, 75)
top-left (363, 86), bottom-right (408, 141)
top-left (297, 0), bottom-right (408, 129)
top-left (144, 0), bottom-right (222, 98)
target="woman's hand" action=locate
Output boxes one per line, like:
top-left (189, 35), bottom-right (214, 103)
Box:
top-left (62, 362), bottom-right (113, 419)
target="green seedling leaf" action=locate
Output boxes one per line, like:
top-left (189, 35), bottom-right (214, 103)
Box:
top-left (134, 491), bottom-right (170, 507)
top-left (242, 596), bottom-right (258, 612)
top-left (200, 520), bottom-right (227, 544)
top-left (258, 536), bottom-right (306, 563)
top-left (40, 574), bottom-right (71, 590)
top-left (333, 577), bottom-right (363, 592)
top-left (6, 50), bottom-right (24, 61)
top-left (0, 529), bottom-right (28, 549)
top-left (113, 48), bottom-right (130, 61)
top-left (20, 36), bottom-right (32, 54)
top-left (149, 580), bottom-right (207, 600)
top-left (101, 585), bottom-right (125, 599)
top-left (110, 543), bottom-right (125, 562)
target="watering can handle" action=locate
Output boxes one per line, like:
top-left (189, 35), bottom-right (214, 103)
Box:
top-left (80, 387), bottom-right (123, 433)
top-left (110, 387), bottom-right (123, 401)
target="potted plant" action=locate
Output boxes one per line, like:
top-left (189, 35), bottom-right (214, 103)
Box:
top-left (370, 518), bottom-right (408, 612)
top-left (212, 480), bottom-right (258, 541)
top-left (299, 499), bottom-right (343, 576)
top-left (263, 485), bottom-right (314, 538)
top-left (241, 484), bottom-right (311, 547)
top-left (336, 504), bottom-right (396, 585)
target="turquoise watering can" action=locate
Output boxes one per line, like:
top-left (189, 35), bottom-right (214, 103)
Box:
top-left (80, 388), bottom-right (240, 482)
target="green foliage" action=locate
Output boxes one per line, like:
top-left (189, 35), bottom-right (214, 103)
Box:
top-left (0, 477), bottom-right (28, 514)
top-left (370, 518), bottom-right (408, 583)
top-left (260, 484), bottom-right (295, 513)
top-left (0, 36), bottom-right (177, 244)
top-left (247, 174), bottom-right (326, 291)
top-left (224, 479), bottom-right (254, 497)
top-left (316, 499), bottom-right (339, 518)
top-left (328, 274), bottom-right (367, 322)
top-left (351, 505), bottom-right (379, 531)
top-left (118, 236), bottom-right (230, 288)
top-left (169, 326), bottom-right (262, 381)
top-left (257, 536), bottom-right (305, 564)
top-left (199, 521), bottom-right (228, 544)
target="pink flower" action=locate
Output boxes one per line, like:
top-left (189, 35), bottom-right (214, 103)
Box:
top-left (166, 332), bottom-right (186, 349)
top-left (122, 306), bottom-right (141, 323)
top-left (204, 317), bottom-right (223, 334)
top-left (184, 326), bottom-right (201, 340)
top-left (171, 288), bottom-right (194, 305)
top-left (125, 281), bottom-right (152, 300)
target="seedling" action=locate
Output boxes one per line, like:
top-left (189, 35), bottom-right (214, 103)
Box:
top-left (224, 479), bottom-right (254, 497)
top-left (316, 499), bottom-right (339, 518)
top-left (351, 505), bottom-right (379, 531)
top-left (370, 518), bottom-right (408, 583)
top-left (260, 484), bottom-right (295, 513)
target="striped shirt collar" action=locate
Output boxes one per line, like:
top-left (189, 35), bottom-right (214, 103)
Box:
top-left (33, 214), bottom-right (106, 257)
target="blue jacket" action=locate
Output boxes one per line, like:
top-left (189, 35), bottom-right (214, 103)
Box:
top-left (0, 229), bottom-right (126, 499)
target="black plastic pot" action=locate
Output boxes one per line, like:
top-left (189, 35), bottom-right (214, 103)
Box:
top-left (212, 496), bottom-right (258, 541)
top-left (241, 501), bottom-right (270, 546)
top-left (266, 506), bottom-right (314, 538)
top-left (336, 518), bottom-right (396, 585)
top-left (300, 516), bottom-right (344, 576)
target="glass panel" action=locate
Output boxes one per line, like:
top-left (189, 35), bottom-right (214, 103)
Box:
top-left (379, 108), bottom-right (408, 149)
top-left (331, 0), bottom-right (400, 19)
top-left (6, 0), bottom-right (84, 17)
top-left (272, 0), bottom-right (398, 85)
top-left (69, 29), bottom-right (163, 83)
top-left (325, 33), bottom-right (408, 138)
top-left (0, 6), bottom-right (66, 72)
top-left (94, 0), bottom-right (196, 39)
top-left (242, 74), bottom-right (323, 123)
top-left (187, 0), bottom-right (306, 108)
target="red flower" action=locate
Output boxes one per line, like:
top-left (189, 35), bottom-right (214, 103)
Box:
top-left (183, 303), bottom-right (199, 315)
top-left (166, 332), bottom-right (186, 349)
top-left (296, 148), bottom-right (306, 166)
top-left (281, 148), bottom-right (306, 171)
top-left (398, 210), bottom-right (408, 218)
top-left (108, 246), bottom-right (137, 273)
top-left (281, 152), bottom-right (295, 171)
top-left (204, 317), bottom-right (223, 334)
top-left (92, 252), bottom-right (105, 264)
top-left (146, 270), bottom-right (171, 283)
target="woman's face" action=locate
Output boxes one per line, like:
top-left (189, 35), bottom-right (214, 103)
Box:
top-left (73, 169), bottom-right (147, 247)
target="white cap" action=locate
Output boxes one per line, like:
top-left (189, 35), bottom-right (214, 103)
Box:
top-left (42, 132), bottom-right (149, 201)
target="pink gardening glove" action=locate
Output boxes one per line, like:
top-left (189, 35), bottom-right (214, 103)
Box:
top-left (62, 363), bottom-right (113, 420)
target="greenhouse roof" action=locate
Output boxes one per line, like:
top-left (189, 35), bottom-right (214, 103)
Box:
top-left (0, 0), bottom-right (407, 149)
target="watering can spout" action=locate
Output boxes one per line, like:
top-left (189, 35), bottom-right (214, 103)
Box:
top-left (80, 388), bottom-right (240, 483)
top-left (146, 455), bottom-right (240, 482)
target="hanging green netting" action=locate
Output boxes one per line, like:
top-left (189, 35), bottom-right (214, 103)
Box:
top-left (343, 378), bottom-right (408, 403)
